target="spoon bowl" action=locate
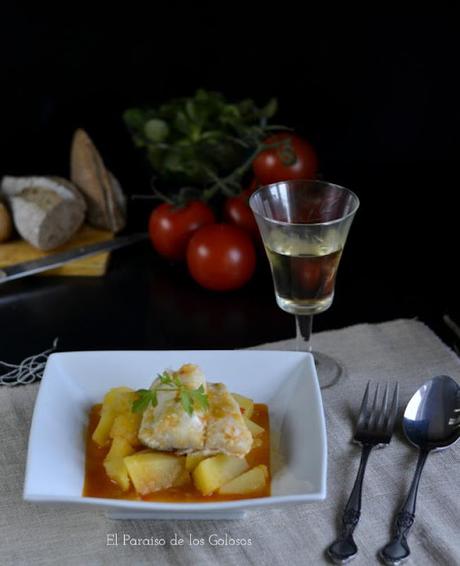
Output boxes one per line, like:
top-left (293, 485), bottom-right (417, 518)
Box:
top-left (403, 375), bottom-right (460, 451)
top-left (380, 375), bottom-right (460, 565)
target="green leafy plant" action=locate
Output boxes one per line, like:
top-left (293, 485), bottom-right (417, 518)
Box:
top-left (132, 371), bottom-right (209, 417)
top-left (123, 89), bottom-right (281, 197)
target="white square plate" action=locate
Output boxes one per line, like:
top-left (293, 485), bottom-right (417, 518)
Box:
top-left (24, 350), bottom-right (327, 520)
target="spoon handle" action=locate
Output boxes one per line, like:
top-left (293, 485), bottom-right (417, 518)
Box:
top-left (327, 444), bottom-right (373, 563)
top-left (380, 449), bottom-right (429, 565)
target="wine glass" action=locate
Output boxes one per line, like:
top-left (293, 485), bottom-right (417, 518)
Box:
top-left (249, 179), bottom-right (359, 388)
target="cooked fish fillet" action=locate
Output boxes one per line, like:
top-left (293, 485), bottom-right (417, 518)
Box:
top-left (138, 364), bottom-right (253, 458)
top-left (138, 364), bottom-right (206, 452)
top-left (203, 382), bottom-right (253, 458)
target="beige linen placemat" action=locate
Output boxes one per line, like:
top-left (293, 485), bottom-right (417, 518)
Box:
top-left (1, 319), bottom-right (459, 566)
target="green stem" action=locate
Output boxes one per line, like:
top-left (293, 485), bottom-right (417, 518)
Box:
top-left (202, 139), bottom-right (286, 201)
top-left (264, 125), bottom-right (294, 132)
top-left (150, 185), bottom-right (175, 205)
top-left (203, 168), bottom-right (236, 198)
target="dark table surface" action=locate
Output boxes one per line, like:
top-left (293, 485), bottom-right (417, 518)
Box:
top-left (0, 230), bottom-right (458, 365)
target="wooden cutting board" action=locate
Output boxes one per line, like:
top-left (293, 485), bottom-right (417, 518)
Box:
top-left (0, 225), bottom-right (114, 277)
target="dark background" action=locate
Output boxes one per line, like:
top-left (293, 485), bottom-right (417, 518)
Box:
top-left (0, 6), bottom-right (458, 359)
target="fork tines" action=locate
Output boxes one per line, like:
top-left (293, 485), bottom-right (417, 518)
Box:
top-left (354, 382), bottom-right (399, 445)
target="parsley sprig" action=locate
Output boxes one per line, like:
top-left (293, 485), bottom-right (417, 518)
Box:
top-left (132, 371), bottom-right (209, 417)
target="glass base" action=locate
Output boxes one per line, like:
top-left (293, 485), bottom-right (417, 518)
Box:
top-left (311, 350), bottom-right (345, 389)
top-left (275, 293), bottom-right (334, 316)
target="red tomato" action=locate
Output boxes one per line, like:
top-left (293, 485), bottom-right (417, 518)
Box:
top-left (223, 194), bottom-right (260, 240)
top-left (187, 224), bottom-right (256, 291)
top-left (148, 201), bottom-right (215, 261)
top-left (252, 132), bottom-right (318, 185)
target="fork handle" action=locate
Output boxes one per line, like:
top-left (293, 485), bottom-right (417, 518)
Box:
top-left (328, 444), bottom-right (373, 563)
top-left (380, 449), bottom-right (429, 565)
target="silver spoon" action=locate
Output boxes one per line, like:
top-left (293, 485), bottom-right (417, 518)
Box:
top-left (380, 375), bottom-right (460, 565)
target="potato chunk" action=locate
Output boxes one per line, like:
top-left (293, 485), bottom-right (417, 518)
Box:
top-left (124, 451), bottom-right (189, 496)
top-left (218, 465), bottom-right (268, 495)
top-left (92, 387), bottom-right (137, 447)
top-left (243, 417), bottom-right (264, 437)
top-left (232, 393), bottom-right (254, 419)
top-left (110, 412), bottom-right (142, 447)
top-left (92, 411), bottom-right (114, 447)
top-left (192, 454), bottom-right (249, 496)
top-left (103, 437), bottom-right (135, 491)
top-left (185, 452), bottom-right (208, 472)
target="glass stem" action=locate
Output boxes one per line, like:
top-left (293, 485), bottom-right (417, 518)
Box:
top-left (295, 315), bottom-right (313, 352)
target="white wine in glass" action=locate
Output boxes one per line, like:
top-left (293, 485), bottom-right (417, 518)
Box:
top-left (250, 179), bottom-right (359, 388)
top-left (265, 240), bottom-right (342, 315)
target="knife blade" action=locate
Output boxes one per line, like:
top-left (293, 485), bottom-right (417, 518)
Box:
top-left (0, 232), bottom-right (148, 284)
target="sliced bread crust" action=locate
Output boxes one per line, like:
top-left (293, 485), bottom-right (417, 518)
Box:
top-left (70, 129), bottom-right (126, 233)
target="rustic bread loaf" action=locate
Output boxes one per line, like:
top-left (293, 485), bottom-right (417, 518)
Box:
top-left (1, 176), bottom-right (86, 250)
top-left (70, 129), bottom-right (126, 233)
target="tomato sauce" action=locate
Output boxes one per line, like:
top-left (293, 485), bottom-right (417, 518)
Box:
top-left (83, 403), bottom-right (271, 502)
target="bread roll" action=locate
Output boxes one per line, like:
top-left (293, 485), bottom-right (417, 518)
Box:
top-left (1, 176), bottom-right (86, 250)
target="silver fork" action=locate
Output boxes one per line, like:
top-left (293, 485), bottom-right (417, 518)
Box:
top-left (327, 382), bottom-right (399, 564)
